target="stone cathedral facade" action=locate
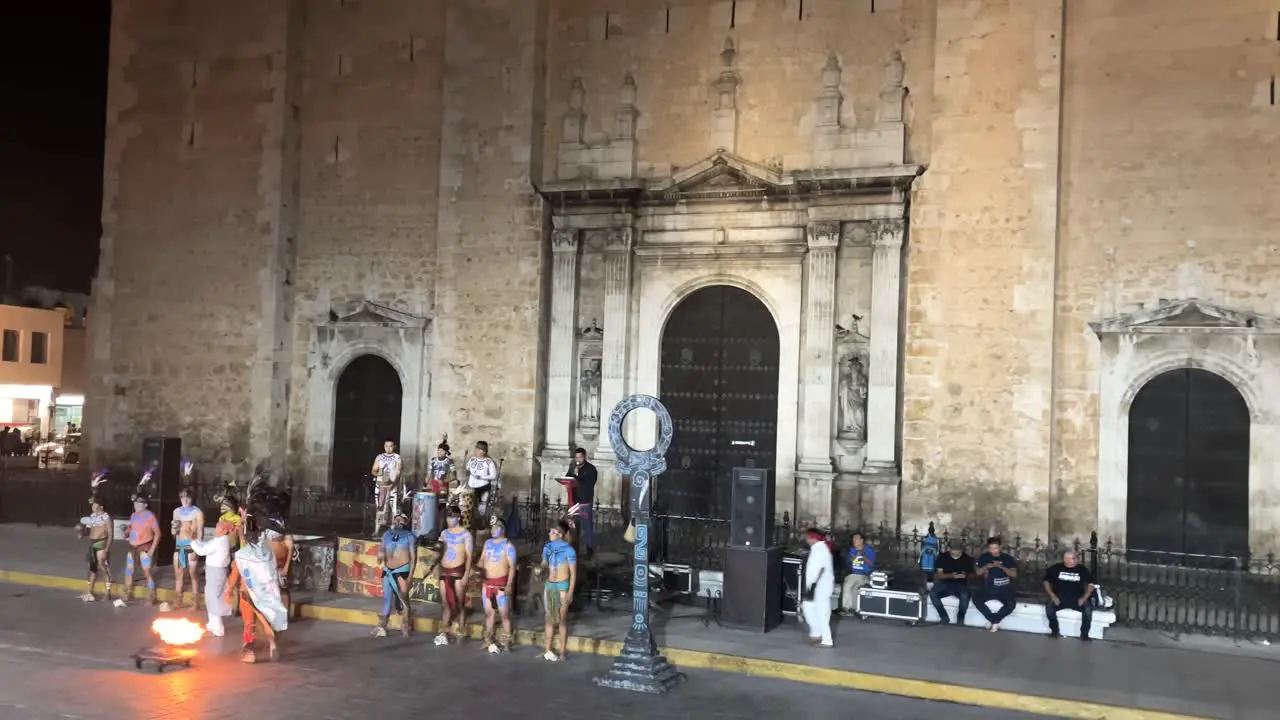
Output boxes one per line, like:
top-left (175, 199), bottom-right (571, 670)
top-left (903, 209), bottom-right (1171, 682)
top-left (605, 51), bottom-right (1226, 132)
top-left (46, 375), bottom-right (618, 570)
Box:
top-left (88, 0), bottom-right (1280, 554)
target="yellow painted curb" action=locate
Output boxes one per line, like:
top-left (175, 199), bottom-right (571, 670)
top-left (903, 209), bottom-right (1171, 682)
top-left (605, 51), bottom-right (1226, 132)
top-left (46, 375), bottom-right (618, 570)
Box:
top-left (2, 569), bottom-right (1207, 720)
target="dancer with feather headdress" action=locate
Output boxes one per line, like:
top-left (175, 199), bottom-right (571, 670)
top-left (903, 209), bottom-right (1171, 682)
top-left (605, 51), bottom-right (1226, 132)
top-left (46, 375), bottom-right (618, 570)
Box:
top-left (114, 468), bottom-right (161, 607)
top-left (77, 470), bottom-right (113, 603)
top-left (224, 466), bottom-right (290, 663)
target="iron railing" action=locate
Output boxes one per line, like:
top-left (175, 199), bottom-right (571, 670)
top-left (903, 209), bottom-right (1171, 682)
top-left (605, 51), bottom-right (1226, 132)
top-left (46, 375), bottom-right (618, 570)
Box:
top-left (3, 463), bottom-right (1278, 641)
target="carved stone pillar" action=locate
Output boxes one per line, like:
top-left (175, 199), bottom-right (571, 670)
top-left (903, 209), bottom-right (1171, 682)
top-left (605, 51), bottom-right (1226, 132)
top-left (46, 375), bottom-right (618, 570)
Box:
top-left (593, 226), bottom-right (634, 463)
top-left (864, 219), bottom-right (905, 472)
top-left (799, 221), bottom-right (839, 473)
top-left (544, 228), bottom-right (580, 454)
top-left (794, 221), bottom-right (840, 526)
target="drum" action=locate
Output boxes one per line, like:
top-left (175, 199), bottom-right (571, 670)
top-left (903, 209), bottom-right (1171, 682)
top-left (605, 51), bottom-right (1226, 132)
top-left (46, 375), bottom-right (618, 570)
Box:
top-left (413, 492), bottom-right (438, 537)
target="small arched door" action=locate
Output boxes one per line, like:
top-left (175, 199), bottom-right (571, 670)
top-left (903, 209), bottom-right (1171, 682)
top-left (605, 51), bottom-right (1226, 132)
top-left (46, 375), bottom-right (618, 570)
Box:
top-left (331, 355), bottom-right (403, 499)
top-left (659, 285), bottom-right (780, 519)
top-left (1127, 368), bottom-right (1250, 558)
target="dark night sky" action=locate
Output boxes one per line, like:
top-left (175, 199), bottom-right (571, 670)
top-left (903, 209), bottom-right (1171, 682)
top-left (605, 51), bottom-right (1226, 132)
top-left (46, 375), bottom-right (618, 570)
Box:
top-left (1, 3), bottom-right (111, 296)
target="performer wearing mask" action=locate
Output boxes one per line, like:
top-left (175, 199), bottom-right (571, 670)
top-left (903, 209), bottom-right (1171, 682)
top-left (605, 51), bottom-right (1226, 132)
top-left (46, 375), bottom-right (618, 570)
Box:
top-left (371, 439), bottom-right (403, 537)
top-left (537, 520), bottom-right (577, 662)
top-left (190, 520), bottom-right (233, 636)
top-left (225, 481), bottom-right (290, 663)
top-left (216, 494), bottom-right (243, 550)
top-left (115, 494), bottom-right (160, 608)
top-left (374, 512), bottom-right (417, 637)
top-left (163, 488), bottom-right (204, 611)
top-left (465, 441), bottom-right (499, 520)
top-left (431, 507), bottom-right (474, 646)
top-left (480, 518), bottom-right (517, 653)
top-left (801, 528), bottom-right (836, 648)
top-left (77, 495), bottom-right (113, 602)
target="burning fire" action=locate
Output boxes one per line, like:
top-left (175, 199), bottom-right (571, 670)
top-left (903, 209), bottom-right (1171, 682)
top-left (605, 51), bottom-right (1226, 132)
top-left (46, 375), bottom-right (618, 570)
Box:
top-left (151, 618), bottom-right (206, 646)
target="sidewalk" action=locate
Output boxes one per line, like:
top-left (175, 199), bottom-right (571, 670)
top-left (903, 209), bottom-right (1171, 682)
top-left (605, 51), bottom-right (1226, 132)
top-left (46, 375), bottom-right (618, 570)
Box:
top-left (1, 524), bottom-right (1269, 720)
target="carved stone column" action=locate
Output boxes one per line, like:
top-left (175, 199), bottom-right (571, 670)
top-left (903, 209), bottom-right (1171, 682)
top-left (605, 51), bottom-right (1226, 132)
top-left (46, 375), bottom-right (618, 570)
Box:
top-left (593, 226), bottom-right (634, 463)
top-left (799, 221), bottom-right (840, 473)
top-left (794, 221), bottom-right (840, 526)
top-left (864, 219), bottom-right (905, 472)
top-left (544, 228), bottom-right (581, 455)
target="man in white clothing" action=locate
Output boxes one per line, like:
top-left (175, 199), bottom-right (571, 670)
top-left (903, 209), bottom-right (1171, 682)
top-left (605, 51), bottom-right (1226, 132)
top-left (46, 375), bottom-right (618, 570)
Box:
top-left (465, 441), bottom-right (500, 519)
top-left (190, 523), bottom-right (234, 636)
top-left (801, 528), bottom-right (836, 648)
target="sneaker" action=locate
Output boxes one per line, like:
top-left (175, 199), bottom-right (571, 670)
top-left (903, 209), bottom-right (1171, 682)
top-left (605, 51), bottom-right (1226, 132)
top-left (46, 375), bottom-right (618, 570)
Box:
top-left (542, 650), bottom-right (559, 662)
top-left (158, 602), bottom-right (172, 613)
top-left (113, 599), bottom-right (127, 608)
top-left (208, 624), bottom-right (225, 637)
top-left (371, 627), bottom-right (388, 638)
top-left (78, 593), bottom-right (95, 603)
top-left (487, 643), bottom-right (500, 654)
top-left (988, 623), bottom-right (999, 633)
top-left (433, 633), bottom-right (449, 647)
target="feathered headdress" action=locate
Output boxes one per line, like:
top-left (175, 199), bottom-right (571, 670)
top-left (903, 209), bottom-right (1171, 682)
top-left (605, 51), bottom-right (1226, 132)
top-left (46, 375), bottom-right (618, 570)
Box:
top-left (133, 466), bottom-right (157, 503)
top-left (90, 469), bottom-right (109, 490)
top-left (438, 434), bottom-right (450, 456)
top-left (242, 462), bottom-right (289, 535)
top-left (562, 502), bottom-right (588, 531)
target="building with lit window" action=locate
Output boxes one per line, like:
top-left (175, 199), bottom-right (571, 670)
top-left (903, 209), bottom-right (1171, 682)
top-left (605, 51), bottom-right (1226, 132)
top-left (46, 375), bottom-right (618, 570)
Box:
top-left (0, 304), bottom-right (77, 439)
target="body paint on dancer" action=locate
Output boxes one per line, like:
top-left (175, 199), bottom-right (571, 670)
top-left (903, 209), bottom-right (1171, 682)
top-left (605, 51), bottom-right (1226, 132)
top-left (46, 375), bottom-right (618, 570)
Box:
top-left (78, 496), bottom-right (112, 602)
top-left (117, 496), bottom-right (160, 607)
top-left (538, 520), bottom-right (577, 661)
top-left (373, 513), bottom-right (417, 637)
top-left (480, 518), bottom-right (518, 653)
top-left (432, 508), bottom-right (473, 645)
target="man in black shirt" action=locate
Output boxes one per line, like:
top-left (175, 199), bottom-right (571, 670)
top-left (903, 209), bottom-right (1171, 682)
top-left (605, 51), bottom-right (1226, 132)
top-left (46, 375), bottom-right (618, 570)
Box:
top-left (566, 448), bottom-right (598, 557)
top-left (974, 537), bottom-right (1019, 632)
top-left (1042, 550), bottom-right (1095, 640)
top-left (928, 539), bottom-right (973, 625)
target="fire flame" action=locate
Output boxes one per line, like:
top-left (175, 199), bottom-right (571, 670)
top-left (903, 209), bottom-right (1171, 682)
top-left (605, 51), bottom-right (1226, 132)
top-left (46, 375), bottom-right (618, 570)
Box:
top-left (151, 617), bottom-right (206, 646)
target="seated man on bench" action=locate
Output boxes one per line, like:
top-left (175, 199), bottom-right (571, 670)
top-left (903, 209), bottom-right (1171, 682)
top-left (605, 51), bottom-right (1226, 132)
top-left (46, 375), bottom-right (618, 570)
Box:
top-left (1043, 550), bottom-right (1095, 641)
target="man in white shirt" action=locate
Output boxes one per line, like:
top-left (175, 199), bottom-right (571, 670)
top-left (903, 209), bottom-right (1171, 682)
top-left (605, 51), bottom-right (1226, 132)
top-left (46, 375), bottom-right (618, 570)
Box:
top-left (465, 441), bottom-right (500, 520)
top-left (801, 528), bottom-right (836, 648)
top-left (191, 525), bottom-right (234, 636)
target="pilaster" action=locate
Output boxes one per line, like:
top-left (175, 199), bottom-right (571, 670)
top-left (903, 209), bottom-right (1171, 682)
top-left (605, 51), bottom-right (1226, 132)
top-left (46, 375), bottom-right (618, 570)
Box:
top-left (795, 220), bottom-right (840, 525)
top-left (864, 218), bottom-right (905, 472)
top-left (544, 227), bottom-right (581, 454)
top-left (593, 225), bottom-right (634, 465)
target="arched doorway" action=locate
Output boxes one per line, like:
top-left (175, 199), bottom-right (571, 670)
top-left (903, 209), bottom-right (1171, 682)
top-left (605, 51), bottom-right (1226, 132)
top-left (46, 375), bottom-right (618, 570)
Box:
top-left (1127, 368), bottom-right (1250, 558)
top-left (659, 285), bottom-right (780, 519)
top-left (331, 354), bottom-right (403, 499)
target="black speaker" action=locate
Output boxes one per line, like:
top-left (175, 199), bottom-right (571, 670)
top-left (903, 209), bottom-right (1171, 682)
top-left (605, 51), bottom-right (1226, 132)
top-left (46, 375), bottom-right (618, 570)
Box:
top-left (722, 545), bottom-right (783, 632)
top-left (729, 467), bottom-right (774, 547)
top-left (140, 437), bottom-right (182, 567)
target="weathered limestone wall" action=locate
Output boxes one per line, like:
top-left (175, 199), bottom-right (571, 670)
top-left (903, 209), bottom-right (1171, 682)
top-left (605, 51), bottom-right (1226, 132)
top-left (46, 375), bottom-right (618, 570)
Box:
top-left (426, 0), bottom-right (551, 493)
top-left (1050, 0), bottom-right (1280, 543)
top-left (87, 0), bottom-right (300, 479)
top-left (285, 0), bottom-right (446, 484)
top-left (543, 0), bottom-right (918, 177)
top-left (901, 0), bottom-right (1064, 538)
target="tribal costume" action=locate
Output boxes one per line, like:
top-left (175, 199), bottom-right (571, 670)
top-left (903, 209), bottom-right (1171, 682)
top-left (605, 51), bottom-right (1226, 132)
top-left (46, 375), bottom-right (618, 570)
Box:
top-left (541, 538), bottom-right (576, 621)
top-left (465, 451), bottom-right (499, 518)
top-left (376, 522), bottom-right (417, 637)
top-left (79, 509), bottom-right (112, 602)
top-left (372, 450), bottom-right (403, 535)
top-left (230, 476), bottom-right (291, 662)
top-left (120, 502), bottom-right (160, 606)
top-left (428, 454), bottom-right (455, 496)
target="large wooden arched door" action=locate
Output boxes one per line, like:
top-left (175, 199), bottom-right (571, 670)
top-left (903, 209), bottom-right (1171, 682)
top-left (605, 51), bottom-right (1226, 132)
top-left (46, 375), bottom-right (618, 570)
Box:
top-left (331, 355), bottom-right (403, 499)
top-left (659, 285), bottom-right (780, 519)
top-left (1127, 368), bottom-right (1250, 558)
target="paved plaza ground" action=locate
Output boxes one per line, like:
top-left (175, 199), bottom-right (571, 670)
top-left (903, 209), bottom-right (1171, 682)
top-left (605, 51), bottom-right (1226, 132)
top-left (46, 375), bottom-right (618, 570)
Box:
top-left (0, 584), bottom-right (1053, 720)
top-left (1, 523), bottom-right (1272, 719)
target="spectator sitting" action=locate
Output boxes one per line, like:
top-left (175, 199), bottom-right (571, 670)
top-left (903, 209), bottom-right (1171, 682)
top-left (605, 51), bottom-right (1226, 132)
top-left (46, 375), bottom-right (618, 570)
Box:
top-left (974, 536), bottom-right (1018, 633)
top-left (839, 531), bottom-right (876, 616)
top-left (928, 538), bottom-right (973, 625)
top-left (1043, 550), bottom-right (1095, 641)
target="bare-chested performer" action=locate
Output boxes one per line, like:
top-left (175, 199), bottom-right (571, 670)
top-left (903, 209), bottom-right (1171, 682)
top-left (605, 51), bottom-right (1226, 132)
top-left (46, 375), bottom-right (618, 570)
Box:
top-left (373, 512), bottom-right (417, 637)
top-left (163, 488), bottom-right (204, 611)
top-left (480, 517), bottom-right (518, 653)
top-left (538, 520), bottom-right (578, 662)
top-left (114, 494), bottom-right (160, 608)
top-left (78, 495), bottom-right (112, 602)
top-left (371, 439), bottom-right (403, 537)
top-left (431, 507), bottom-right (474, 646)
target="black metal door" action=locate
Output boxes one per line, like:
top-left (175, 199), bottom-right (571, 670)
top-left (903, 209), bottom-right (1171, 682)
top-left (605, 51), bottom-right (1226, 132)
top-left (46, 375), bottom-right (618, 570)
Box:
top-left (331, 354), bottom-right (403, 499)
top-left (660, 286), bottom-right (779, 519)
top-left (1127, 368), bottom-right (1250, 558)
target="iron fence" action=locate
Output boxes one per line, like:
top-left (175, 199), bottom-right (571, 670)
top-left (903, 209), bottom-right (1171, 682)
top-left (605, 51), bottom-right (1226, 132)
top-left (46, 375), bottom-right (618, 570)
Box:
top-left (3, 463), bottom-right (1279, 641)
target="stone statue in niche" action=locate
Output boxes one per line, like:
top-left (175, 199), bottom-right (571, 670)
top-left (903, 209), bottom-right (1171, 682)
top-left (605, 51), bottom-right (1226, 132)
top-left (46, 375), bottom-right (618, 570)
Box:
top-left (837, 353), bottom-right (868, 442)
top-left (579, 357), bottom-right (602, 425)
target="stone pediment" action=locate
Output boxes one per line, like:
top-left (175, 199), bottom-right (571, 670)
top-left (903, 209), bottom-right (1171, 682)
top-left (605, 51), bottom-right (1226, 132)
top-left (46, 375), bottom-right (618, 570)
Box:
top-left (651, 150), bottom-right (789, 200)
top-left (1090, 299), bottom-right (1280, 337)
top-left (326, 300), bottom-right (427, 329)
